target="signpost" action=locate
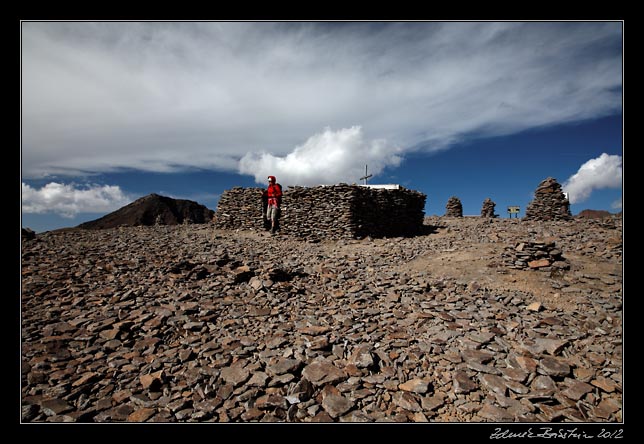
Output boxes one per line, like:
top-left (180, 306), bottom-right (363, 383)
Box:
top-left (507, 206), bottom-right (520, 218)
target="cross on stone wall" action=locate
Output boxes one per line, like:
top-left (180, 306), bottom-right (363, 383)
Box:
top-left (359, 165), bottom-right (373, 185)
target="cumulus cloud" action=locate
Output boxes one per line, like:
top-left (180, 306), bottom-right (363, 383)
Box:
top-left (21, 22), bottom-right (622, 182)
top-left (239, 126), bottom-right (402, 186)
top-left (21, 182), bottom-right (131, 217)
top-left (562, 153), bottom-right (622, 204)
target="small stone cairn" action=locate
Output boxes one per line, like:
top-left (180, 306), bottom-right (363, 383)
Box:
top-left (444, 196), bottom-right (463, 217)
top-left (503, 239), bottom-right (570, 271)
top-left (480, 198), bottom-right (497, 218)
top-left (524, 177), bottom-right (572, 221)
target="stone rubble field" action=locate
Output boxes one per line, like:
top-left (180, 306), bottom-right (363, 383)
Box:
top-left (21, 215), bottom-right (622, 423)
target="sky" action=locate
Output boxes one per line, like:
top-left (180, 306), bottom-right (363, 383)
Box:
top-left (20, 21), bottom-right (623, 233)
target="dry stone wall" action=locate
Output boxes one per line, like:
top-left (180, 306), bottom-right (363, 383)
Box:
top-left (213, 184), bottom-right (426, 240)
top-left (212, 187), bottom-right (266, 232)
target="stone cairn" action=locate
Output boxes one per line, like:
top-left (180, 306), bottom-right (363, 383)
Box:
top-left (444, 196), bottom-right (463, 217)
top-left (213, 184), bottom-right (427, 240)
top-left (502, 239), bottom-right (570, 271)
top-left (480, 198), bottom-right (497, 218)
top-left (523, 177), bottom-right (572, 221)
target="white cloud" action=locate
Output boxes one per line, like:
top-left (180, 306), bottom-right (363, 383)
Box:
top-left (21, 22), bottom-right (622, 181)
top-left (21, 182), bottom-right (131, 217)
top-left (611, 198), bottom-right (623, 211)
top-left (562, 153), bottom-right (622, 204)
top-left (239, 126), bottom-right (402, 186)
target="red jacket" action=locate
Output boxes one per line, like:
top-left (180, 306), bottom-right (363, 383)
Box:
top-left (266, 177), bottom-right (282, 207)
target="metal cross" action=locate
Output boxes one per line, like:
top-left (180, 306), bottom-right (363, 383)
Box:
top-left (359, 165), bottom-right (373, 185)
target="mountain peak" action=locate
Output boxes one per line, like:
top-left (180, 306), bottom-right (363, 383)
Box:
top-left (77, 194), bottom-right (214, 229)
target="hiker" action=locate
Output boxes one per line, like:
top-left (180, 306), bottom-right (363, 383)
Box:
top-left (263, 175), bottom-right (282, 234)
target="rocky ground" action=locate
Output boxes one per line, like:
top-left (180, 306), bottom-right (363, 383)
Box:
top-left (20, 215), bottom-right (623, 423)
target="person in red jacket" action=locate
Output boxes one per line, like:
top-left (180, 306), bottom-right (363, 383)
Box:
top-left (263, 175), bottom-right (282, 234)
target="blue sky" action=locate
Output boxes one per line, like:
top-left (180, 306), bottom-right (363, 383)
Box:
top-left (21, 21), bottom-right (623, 233)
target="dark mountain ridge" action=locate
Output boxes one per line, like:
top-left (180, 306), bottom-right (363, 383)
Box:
top-left (577, 209), bottom-right (615, 219)
top-left (77, 193), bottom-right (214, 230)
